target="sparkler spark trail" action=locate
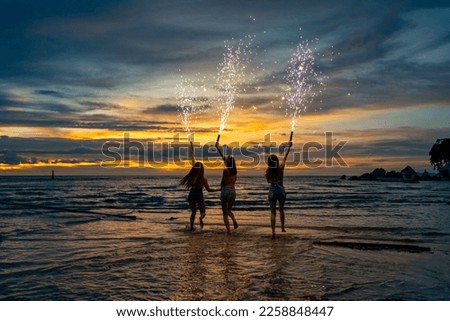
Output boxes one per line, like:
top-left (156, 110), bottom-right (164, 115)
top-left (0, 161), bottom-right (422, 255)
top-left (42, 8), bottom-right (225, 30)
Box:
top-left (283, 40), bottom-right (324, 131)
top-left (176, 75), bottom-right (208, 136)
top-left (216, 37), bottom-right (253, 134)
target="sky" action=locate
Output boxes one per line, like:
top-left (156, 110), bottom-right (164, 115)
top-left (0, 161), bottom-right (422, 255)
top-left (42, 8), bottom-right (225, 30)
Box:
top-left (1, 0), bottom-right (449, 175)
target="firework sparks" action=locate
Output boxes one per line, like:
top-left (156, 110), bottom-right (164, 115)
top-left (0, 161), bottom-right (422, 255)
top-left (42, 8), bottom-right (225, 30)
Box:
top-left (216, 37), bottom-right (254, 134)
top-left (283, 40), bottom-right (324, 131)
top-left (176, 75), bottom-right (208, 136)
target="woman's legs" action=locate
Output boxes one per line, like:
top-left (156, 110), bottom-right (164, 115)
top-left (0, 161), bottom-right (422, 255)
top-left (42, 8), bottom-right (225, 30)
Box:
top-left (270, 201), bottom-right (277, 239)
top-left (228, 211), bottom-right (238, 229)
top-left (222, 199), bottom-right (238, 233)
top-left (189, 202), bottom-right (197, 231)
top-left (270, 200), bottom-right (285, 238)
top-left (279, 200), bottom-right (286, 232)
top-left (221, 201), bottom-right (231, 233)
top-left (227, 199), bottom-right (238, 229)
top-left (198, 201), bottom-right (206, 228)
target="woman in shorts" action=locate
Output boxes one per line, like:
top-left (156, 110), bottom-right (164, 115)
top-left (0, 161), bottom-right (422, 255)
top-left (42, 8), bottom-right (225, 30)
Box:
top-left (180, 142), bottom-right (220, 231)
top-left (215, 142), bottom-right (238, 234)
top-left (265, 141), bottom-right (292, 239)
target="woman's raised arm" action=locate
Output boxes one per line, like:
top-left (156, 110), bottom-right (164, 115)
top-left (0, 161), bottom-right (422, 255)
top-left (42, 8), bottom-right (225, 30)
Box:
top-left (215, 142), bottom-right (226, 162)
top-left (281, 141), bottom-right (293, 168)
top-left (189, 141), bottom-right (195, 166)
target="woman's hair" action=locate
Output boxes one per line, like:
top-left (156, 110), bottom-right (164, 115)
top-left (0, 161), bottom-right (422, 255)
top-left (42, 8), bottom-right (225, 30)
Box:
top-left (180, 162), bottom-right (204, 188)
top-left (265, 154), bottom-right (281, 182)
top-left (225, 156), bottom-right (237, 176)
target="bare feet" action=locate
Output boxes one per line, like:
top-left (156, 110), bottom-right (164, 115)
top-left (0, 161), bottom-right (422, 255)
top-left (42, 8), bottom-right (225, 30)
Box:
top-left (271, 233), bottom-right (276, 239)
top-left (282, 228), bottom-right (286, 232)
top-left (200, 212), bottom-right (205, 229)
top-left (228, 211), bottom-right (238, 229)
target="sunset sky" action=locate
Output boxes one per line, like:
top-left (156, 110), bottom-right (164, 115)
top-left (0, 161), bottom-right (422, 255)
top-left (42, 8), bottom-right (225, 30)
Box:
top-left (1, 0), bottom-right (449, 175)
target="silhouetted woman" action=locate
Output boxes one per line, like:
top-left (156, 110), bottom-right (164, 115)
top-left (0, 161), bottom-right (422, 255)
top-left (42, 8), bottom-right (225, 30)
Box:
top-left (180, 142), bottom-right (220, 231)
top-left (265, 141), bottom-right (292, 239)
top-left (215, 142), bottom-right (238, 233)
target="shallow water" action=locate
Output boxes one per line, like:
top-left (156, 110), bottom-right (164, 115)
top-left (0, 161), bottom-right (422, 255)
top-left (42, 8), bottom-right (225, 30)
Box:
top-left (0, 175), bottom-right (449, 300)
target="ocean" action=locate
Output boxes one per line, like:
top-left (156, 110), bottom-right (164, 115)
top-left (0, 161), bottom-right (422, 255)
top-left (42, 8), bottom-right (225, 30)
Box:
top-left (0, 175), bottom-right (449, 300)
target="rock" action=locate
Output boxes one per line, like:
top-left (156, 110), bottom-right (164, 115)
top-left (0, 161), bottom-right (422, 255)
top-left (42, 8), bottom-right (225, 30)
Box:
top-left (400, 165), bottom-right (417, 177)
top-left (419, 170), bottom-right (437, 181)
top-left (386, 170), bottom-right (401, 178)
top-left (340, 175), bottom-right (347, 180)
top-left (352, 166), bottom-right (441, 182)
top-left (360, 173), bottom-right (377, 181)
top-left (371, 168), bottom-right (386, 177)
top-left (421, 170), bottom-right (431, 178)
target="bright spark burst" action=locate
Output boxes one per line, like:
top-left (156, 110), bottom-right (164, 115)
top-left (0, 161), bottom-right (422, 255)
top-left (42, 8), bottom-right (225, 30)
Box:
top-left (283, 40), bottom-right (324, 131)
top-left (176, 75), bottom-right (208, 134)
top-left (216, 36), bottom-right (254, 134)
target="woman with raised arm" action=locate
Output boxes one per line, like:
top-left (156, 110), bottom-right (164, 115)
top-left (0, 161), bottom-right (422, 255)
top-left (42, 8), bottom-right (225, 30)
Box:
top-left (265, 141), bottom-right (293, 239)
top-left (180, 142), bottom-right (220, 231)
top-left (215, 142), bottom-right (239, 234)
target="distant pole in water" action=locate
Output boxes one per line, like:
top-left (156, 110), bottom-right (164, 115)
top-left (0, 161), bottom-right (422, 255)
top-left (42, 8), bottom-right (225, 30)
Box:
top-left (289, 131), bottom-right (294, 143)
top-left (51, 170), bottom-right (54, 180)
top-left (216, 134), bottom-right (221, 145)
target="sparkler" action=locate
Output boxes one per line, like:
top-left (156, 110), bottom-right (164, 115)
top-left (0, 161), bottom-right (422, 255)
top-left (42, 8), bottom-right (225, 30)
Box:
top-left (176, 75), bottom-right (208, 141)
top-left (283, 40), bottom-right (324, 143)
top-left (283, 41), bottom-right (318, 132)
top-left (215, 36), bottom-right (253, 143)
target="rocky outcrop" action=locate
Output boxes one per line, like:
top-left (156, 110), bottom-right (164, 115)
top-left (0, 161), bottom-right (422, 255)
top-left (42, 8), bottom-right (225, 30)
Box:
top-left (371, 168), bottom-right (386, 177)
top-left (400, 165), bottom-right (417, 177)
top-left (342, 165), bottom-right (440, 181)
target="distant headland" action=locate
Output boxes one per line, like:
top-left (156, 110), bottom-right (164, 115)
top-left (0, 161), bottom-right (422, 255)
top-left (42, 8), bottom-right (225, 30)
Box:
top-left (341, 165), bottom-right (449, 182)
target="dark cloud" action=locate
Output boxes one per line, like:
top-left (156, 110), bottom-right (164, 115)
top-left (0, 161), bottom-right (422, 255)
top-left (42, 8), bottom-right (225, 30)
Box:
top-left (78, 101), bottom-right (123, 111)
top-left (0, 151), bottom-right (26, 165)
top-left (150, 103), bottom-right (213, 114)
top-left (348, 139), bottom-right (431, 158)
top-left (0, 137), bottom-right (109, 164)
top-left (408, 0), bottom-right (450, 10)
top-left (326, 127), bottom-right (450, 161)
top-left (324, 5), bottom-right (405, 69)
top-left (0, 136), bottom-right (101, 153)
top-left (0, 90), bottom-right (78, 114)
top-left (150, 104), bottom-right (180, 114)
top-left (61, 146), bottom-right (99, 155)
top-left (2, 0), bottom-right (449, 99)
top-left (0, 107), bottom-right (176, 130)
top-left (0, 89), bottom-right (178, 129)
top-left (33, 90), bottom-right (69, 98)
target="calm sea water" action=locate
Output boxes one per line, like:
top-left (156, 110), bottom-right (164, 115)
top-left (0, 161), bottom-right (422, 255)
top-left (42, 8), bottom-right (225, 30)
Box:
top-left (0, 175), bottom-right (449, 300)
